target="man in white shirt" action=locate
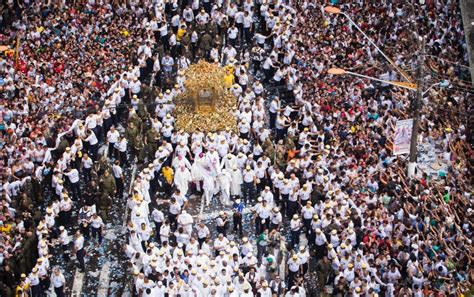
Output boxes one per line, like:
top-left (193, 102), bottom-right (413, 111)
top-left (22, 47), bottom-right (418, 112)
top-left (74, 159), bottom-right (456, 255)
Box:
top-left (152, 207), bottom-right (164, 242)
top-left (287, 254), bottom-right (301, 289)
top-left (28, 267), bottom-right (41, 296)
top-left (112, 160), bottom-right (124, 198)
top-left (51, 268), bottom-right (66, 297)
top-left (242, 165), bottom-right (256, 203)
top-left (177, 210), bottom-right (194, 236)
top-left (130, 76), bottom-right (141, 97)
top-left (196, 222), bottom-right (210, 247)
top-left (74, 231), bottom-right (86, 272)
top-left (268, 97), bottom-right (280, 129)
top-left (243, 11), bottom-right (253, 45)
top-left (81, 153), bottom-right (93, 182)
top-left (84, 129), bottom-right (99, 161)
top-left (107, 125), bottom-right (120, 158)
top-left (161, 53), bottom-right (174, 80)
top-left (257, 281), bottom-right (272, 297)
top-left (65, 166), bottom-right (81, 200)
top-left (183, 5), bottom-right (194, 24)
top-left (227, 24), bottom-right (239, 47)
top-left (90, 213), bottom-right (105, 245)
top-left (256, 199), bottom-right (271, 233)
top-left (58, 226), bottom-right (70, 261)
top-left (116, 136), bottom-right (128, 165)
top-left (195, 9), bottom-right (210, 24)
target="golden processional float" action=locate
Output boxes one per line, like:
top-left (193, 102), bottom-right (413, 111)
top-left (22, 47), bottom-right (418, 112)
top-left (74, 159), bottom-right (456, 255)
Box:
top-left (174, 60), bottom-right (237, 132)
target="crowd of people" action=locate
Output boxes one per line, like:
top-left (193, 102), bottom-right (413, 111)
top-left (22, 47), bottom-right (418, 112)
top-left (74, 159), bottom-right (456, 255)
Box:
top-left (1, 0), bottom-right (473, 297)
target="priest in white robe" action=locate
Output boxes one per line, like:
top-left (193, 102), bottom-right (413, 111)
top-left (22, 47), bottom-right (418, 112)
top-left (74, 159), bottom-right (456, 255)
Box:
top-left (230, 166), bottom-right (243, 197)
top-left (174, 166), bottom-right (192, 196)
top-left (218, 168), bottom-right (232, 205)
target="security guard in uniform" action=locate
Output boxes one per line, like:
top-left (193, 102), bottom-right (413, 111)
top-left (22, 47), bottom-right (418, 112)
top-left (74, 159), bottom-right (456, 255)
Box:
top-left (98, 170), bottom-right (116, 220)
top-left (144, 127), bottom-right (160, 161)
top-left (126, 122), bottom-right (139, 159)
top-left (134, 135), bottom-right (146, 163)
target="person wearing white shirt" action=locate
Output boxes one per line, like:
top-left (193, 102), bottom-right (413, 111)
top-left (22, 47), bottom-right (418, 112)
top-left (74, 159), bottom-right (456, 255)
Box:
top-left (183, 6), bottom-right (194, 24)
top-left (255, 198), bottom-right (271, 234)
top-left (85, 113), bottom-right (97, 130)
top-left (81, 153), bottom-right (93, 182)
top-left (195, 10), bottom-right (210, 24)
top-left (64, 167), bottom-right (81, 200)
top-left (51, 268), bottom-right (66, 297)
top-left (58, 226), bottom-right (70, 261)
top-left (314, 228), bottom-right (327, 260)
top-left (84, 130), bottom-right (99, 161)
top-left (290, 214), bottom-right (302, 248)
top-left (287, 254), bottom-right (301, 289)
top-left (268, 97), bottom-right (280, 129)
top-left (159, 221), bottom-right (171, 244)
top-left (171, 13), bottom-right (180, 31)
top-left (227, 24), bottom-right (239, 47)
top-left (161, 54), bottom-right (174, 79)
top-left (223, 44), bottom-right (237, 65)
top-left (74, 231), bottom-right (86, 271)
top-left (243, 11), bottom-right (253, 45)
top-left (90, 213), bottom-right (105, 245)
top-left (213, 233), bottom-right (229, 255)
top-left (177, 210), bottom-right (194, 235)
top-left (238, 119), bottom-right (251, 139)
top-left (151, 208), bottom-right (164, 242)
top-left (238, 72), bottom-right (249, 90)
top-left (112, 160), bottom-right (125, 198)
top-left (258, 282), bottom-right (272, 297)
top-left (107, 126), bottom-right (120, 158)
top-left (29, 267), bottom-right (41, 295)
top-left (242, 166), bottom-right (256, 203)
top-left (130, 77), bottom-right (141, 96)
top-left (196, 222), bottom-right (210, 247)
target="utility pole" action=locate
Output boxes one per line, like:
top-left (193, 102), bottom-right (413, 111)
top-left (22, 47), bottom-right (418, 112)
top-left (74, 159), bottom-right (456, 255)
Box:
top-left (407, 39), bottom-right (425, 178)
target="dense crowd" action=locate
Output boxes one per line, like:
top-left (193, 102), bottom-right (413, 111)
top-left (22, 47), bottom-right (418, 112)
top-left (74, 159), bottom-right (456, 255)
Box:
top-left (1, 0), bottom-right (473, 297)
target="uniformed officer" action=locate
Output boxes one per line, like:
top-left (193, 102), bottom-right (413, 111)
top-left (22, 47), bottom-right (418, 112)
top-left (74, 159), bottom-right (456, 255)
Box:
top-left (134, 135), bottom-right (146, 163)
top-left (126, 122), bottom-right (139, 157)
top-left (144, 127), bottom-right (160, 160)
top-left (99, 170), bottom-right (116, 220)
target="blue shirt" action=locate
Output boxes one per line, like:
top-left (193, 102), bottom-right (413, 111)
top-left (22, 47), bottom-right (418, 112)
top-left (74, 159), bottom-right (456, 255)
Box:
top-left (233, 202), bottom-right (244, 213)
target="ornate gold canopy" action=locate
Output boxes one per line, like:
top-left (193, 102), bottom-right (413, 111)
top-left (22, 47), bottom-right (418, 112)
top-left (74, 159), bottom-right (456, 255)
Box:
top-left (174, 61), bottom-right (237, 132)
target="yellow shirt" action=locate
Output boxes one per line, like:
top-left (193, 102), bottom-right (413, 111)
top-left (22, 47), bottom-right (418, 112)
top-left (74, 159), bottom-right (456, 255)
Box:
top-left (177, 28), bottom-right (186, 41)
top-left (225, 64), bottom-right (235, 74)
top-left (0, 224), bottom-right (12, 233)
top-left (223, 73), bottom-right (235, 89)
top-left (162, 167), bottom-right (174, 184)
